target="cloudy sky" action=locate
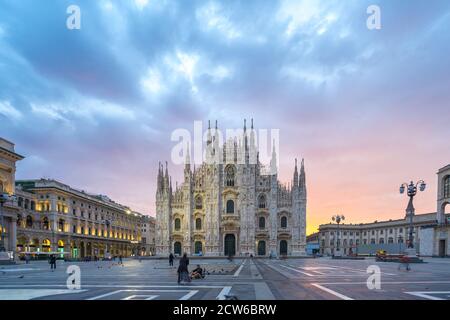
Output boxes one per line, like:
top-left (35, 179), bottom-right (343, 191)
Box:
top-left (1, 0), bottom-right (449, 234)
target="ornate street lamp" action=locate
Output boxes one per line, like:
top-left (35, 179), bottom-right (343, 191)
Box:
top-left (399, 180), bottom-right (426, 255)
top-left (332, 214), bottom-right (345, 256)
top-left (0, 192), bottom-right (17, 252)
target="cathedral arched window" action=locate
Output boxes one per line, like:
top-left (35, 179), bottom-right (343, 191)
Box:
top-left (226, 200), bottom-right (234, 214)
top-left (280, 216), bottom-right (287, 228)
top-left (195, 196), bottom-right (203, 209)
top-left (259, 217), bottom-right (265, 229)
top-left (174, 218), bottom-right (181, 231)
top-left (195, 218), bottom-right (202, 230)
top-left (444, 175), bottom-right (450, 198)
top-left (258, 194), bottom-right (266, 209)
top-left (225, 165), bottom-right (235, 187)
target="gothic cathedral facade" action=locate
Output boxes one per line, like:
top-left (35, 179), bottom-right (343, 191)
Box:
top-left (155, 120), bottom-right (307, 257)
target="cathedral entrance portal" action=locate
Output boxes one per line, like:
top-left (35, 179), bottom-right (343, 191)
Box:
top-left (224, 234), bottom-right (236, 256)
top-left (174, 241), bottom-right (182, 255)
top-left (194, 241), bottom-right (203, 254)
top-left (280, 240), bottom-right (288, 255)
top-left (257, 241), bottom-right (266, 256)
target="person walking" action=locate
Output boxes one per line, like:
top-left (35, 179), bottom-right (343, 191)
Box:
top-left (119, 255), bottom-right (123, 265)
top-left (177, 253), bottom-right (190, 284)
top-left (49, 254), bottom-right (56, 271)
top-left (169, 253), bottom-right (174, 267)
top-left (398, 255), bottom-right (411, 271)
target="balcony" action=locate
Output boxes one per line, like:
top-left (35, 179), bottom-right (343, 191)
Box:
top-left (221, 214), bottom-right (239, 223)
top-left (255, 228), bottom-right (269, 237)
top-left (277, 228), bottom-right (291, 236)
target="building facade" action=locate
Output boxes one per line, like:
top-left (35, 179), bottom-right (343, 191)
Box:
top-left (14, 179), bottom-right (143, 258)
top-left (306, 232), bottom-right (320, 255)
top-left (156, 120), bottom-right (307, 257)
top-left (0, 138), bottom-right (24, 255)
top-left (319, 213), bottom-right (437, 256)
top-left (0, 136), bottom-right (145, 259)
top-left (140, 215), bottom-right (156, 256)
top-left (422, 164), bottom-right (450, 256)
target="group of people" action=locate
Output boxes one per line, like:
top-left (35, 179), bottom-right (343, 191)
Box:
top-left (169, 253), bottom-right (204, 284)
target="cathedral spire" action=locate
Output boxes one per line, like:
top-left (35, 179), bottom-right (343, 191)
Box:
top-left (185, 142), bottom-right (190, 166)
top-left (270, 139), bottom-right (277, 175)
top-left (299, 158), bottom-right (306, 198)
top-left (293, 158), bottom-right (299, 188)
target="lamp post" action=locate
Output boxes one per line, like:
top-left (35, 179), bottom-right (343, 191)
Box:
top-left (399, 180), bottom-right (426, 256)
top-left (332, 214), bottom-right (345, 257)
top-left (0, 192), bottom-right (16, 252)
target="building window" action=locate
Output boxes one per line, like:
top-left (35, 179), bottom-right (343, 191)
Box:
top-left (195, 196), bottom-right (203, 209)
top-left (259, 217), bottom-right (266, 229)
top-left (26, 216), bottom-right (33, 228)
top-left (444, 176), bottom-right (450, 198)
top-left (356, 239), bottom-right (360, 245)
top-left (379, 238), bottom-right (384, 244)
top-left (58, 219), bottom-right (65, 232)
top-left (18, 197), bottom-right (23, 207)
top-left (42, 217), bottom-right (49, 230)
top-left (280, 216), bottom-right (287, 228)
top-left (226, 200), bottom-right (234, 214)
top-left (370, 238), bottom-right (376, 244)
top-left (258, 194), bottom-right (266, 209)
top-left (398, 237), bottom-right (404, 243)
top-left (31, 201), bottom-right (35, 210)
top-left (73, 225), bottom-right (76, 233)
top-left (174, 218), bottom-right (181, 231)
top-left (24, 199), bottom-right (29, 209)
top-left (225, 165), bottom-right (235, 187)
top-left (388, 237), bottom-right (394, 244)
top-left (195, 218), bottom-right (202, 230)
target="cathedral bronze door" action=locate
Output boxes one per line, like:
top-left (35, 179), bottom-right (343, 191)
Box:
top-left (194, 241), bottom-right (203, 254)
top-left (280, 240), bottom-right (288, 255)
top-left (224, 234), bottom-right (236, 256)
top-left (257, 241), bottom-right (266, 256)
top-left (174, 241), bottom-right (182, 255)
